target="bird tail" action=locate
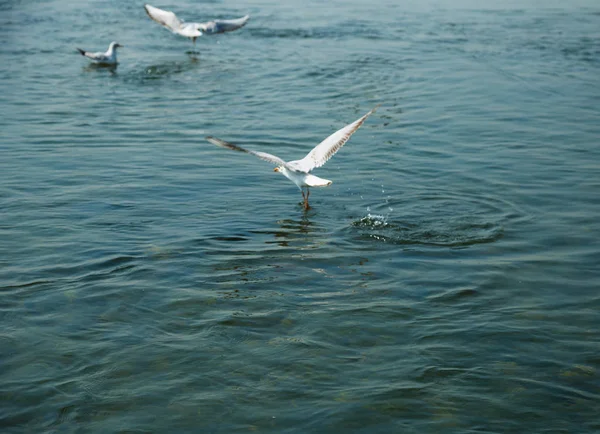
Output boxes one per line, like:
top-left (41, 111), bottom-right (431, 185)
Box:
top-left (76, 48), bottom-right (86, 56)
top-left (304, 174), bottom-right (332, 187)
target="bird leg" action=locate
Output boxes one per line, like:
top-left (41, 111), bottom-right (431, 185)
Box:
top-left (303, 189), bottom-right (311, 210)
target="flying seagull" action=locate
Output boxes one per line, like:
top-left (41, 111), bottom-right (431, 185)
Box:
top-left (77, 42), bottom-right (122, 65)
top-left (144, 4), bottom-right (250, 48)
top-left (206, 107), bottom-right (378, 210)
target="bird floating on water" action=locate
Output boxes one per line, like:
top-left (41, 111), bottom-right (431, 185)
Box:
top-left (206, 107), bottom-right (378, 210)
top-left (76, 42), bottom-right (122, 65)
top-left (144, 4), bottom-right (250, 48)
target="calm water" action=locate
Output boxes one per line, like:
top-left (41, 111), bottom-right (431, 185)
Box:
top-left (2, 0), bottom-right (600, 432)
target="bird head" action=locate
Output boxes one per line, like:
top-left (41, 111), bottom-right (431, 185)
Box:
top-left (111, 42), bottom-right (123, 49)
top-left (274, 167), bottom-right (281, 173)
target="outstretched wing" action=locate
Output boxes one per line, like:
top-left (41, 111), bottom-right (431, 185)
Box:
top-left (200, 15), bottom-right (250, 34)
top-left (206, 136), bottom-right (287, 167)
top-left (144, 4), bottom-right (183, 33)
top-left (291, 106), bottom-right (378, 172)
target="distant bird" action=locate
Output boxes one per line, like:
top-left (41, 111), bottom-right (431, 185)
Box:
top-left (206, 107), bottom-right (378, 210)
top-left (76, 41), bottom-right (122, 65)
top-left (144, 4), bottom-right (250, 48)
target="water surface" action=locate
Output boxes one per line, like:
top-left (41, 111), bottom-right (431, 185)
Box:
top-left (2, 0), bottom-right (600, 432)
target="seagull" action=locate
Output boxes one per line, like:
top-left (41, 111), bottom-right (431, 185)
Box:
top-left (206, 107), bottom-right (378, 210)
top-left (76, 42), bottom-right (122, 65)
top-left (144, 4), bottom-right (250, 48)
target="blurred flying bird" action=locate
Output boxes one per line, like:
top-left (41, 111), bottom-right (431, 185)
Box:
top-left (144, 4), bottom-right (249, 48)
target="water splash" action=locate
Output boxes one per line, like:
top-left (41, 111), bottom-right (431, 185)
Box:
top-left (353, 213), bottom-right (390, 228)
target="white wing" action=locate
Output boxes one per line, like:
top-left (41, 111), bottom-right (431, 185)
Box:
top-left (206, 136), bottom-right (288, 167)
top-left (200, 15), bottom-right (250, 35)
top-left (291, 106), bottom-right (378, 172)
top-left (144, 4), bottom-right (184, 33)
top-left (77, 48), bottom-right (112, 63)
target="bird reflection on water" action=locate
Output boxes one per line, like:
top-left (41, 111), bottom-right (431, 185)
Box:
top-left (268, 216), bottom-right (321, 248)
top-left (83, 63), bottom-right (118, 75)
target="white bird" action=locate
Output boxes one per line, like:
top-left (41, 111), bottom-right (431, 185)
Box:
top-left (144, 4), bottom-right (250, 48)
top-left (206, 107), bottom-right (378, 210)
top-left (76, 41), bottom-right (122, 65)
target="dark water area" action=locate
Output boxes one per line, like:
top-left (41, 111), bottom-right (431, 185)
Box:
top-left (1, 0), bottom-right (599, 432)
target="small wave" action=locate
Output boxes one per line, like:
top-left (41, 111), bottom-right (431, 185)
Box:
top-left (248, 23), bottom-right (383, 40)
top-left (123, 59), bottom-right (204, 84)
top-left (2, 279), bottom-right (54, 291)
top-left (211, 236), bottom-right (249, 242)
top-left (25, 254), bottom-right (141, 286)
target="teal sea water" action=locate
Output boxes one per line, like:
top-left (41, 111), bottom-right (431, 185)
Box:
top-left (2, 0), bottom-right (600, 432)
